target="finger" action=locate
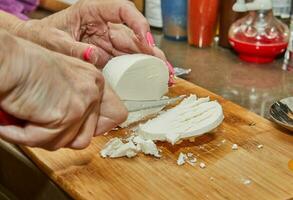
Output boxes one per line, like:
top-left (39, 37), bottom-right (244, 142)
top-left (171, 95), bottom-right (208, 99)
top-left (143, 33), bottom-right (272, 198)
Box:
top-left (153, 47), bottom-right (167, 62)
top-left (0, 124), bottom-right (60, 147)
top-left (39, 124), bottom-right (82, 151)
top-left (108, 23), bottom-right (154, 56)
top-left (83, 38), bottom-right (113, 67)
top-left (67, 111), bottom-right (98, 149)
top-left (95, 82), bottom-right (128, 136)
top-left (61, 39), bottom-right (112, 68)
top-left (95, 116), bottom-right (119, 136)
top-left (39, 28), bottom-right (103, 67)
top-left (92, 0), bottom-right (150, 45)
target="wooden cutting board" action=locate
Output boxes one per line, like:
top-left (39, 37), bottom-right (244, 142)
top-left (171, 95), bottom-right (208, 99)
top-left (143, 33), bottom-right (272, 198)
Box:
top-left (21, 79), bottom-right (293, 200)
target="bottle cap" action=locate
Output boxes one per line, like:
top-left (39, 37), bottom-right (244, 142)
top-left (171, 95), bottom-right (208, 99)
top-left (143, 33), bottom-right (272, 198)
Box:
top-left (233, 0), bottom-right (272, 12)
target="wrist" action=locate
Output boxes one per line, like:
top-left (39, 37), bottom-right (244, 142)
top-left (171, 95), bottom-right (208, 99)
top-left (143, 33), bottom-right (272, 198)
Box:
top-left (0, 11), bottom-right (26, 35)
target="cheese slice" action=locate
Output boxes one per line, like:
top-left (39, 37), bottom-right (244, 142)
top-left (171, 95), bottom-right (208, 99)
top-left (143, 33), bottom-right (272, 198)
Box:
top-left (138, 95), bottom-right (224, 144)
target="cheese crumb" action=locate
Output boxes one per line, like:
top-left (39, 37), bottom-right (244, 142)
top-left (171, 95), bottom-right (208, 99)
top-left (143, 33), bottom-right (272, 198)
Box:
top-left (187, 152), bottom-right (194, 157)
top-left (242, 179), bottom-right (252, 185)
top-left (187, 160), bottom-right (196, 166)
top-left (189, 158), bottom-right (197, 163)
top-left (199, 162), bottom-right (206, 169)
top-left (232, 144), bottom-right (238, 150)
top-left (257, 144), bottom-right (263, 149)
top-left (222, 139), bottom-right (226, 143)
top-left (177, 153), bottom-right (187, 166)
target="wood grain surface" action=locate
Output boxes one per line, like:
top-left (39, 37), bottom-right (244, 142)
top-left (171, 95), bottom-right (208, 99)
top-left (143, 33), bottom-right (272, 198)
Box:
top-left (21, 79), bottom-right (293, 200)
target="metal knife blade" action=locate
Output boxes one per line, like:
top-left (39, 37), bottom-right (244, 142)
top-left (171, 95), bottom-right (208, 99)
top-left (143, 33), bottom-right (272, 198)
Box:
top-left (123, 95), bottom-right (185, 112)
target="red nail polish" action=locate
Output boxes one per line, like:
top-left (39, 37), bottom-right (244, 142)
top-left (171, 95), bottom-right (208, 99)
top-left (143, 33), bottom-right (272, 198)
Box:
top-left (146, 32), bottom-right (155, 46)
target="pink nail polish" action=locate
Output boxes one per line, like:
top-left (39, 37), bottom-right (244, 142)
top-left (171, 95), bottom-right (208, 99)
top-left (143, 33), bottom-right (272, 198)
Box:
top-left (146, 32), bottom-right (155, 46)
top-left (166, 61), bottom-right (175, 76)
top-left (83, 46), bottom-right (94, 62)
top-left (168, 76), bottom-right (175, 87)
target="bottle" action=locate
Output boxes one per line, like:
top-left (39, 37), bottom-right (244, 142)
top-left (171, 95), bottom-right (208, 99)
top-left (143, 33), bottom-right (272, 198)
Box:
top-left (283, 5), bottom-right (293, 71)
top-left (145, 0), bottom-right (163, 28)
top-left (187, 0), bottom-right (220, 48)
top-left (229, 0), bottom-right (289, 63)
top-left (272, 0), bottom-right (291, 25)
top-left (219, 0), bottom-right (245, 48)
top-left (161, 0), bottom-right (187, 41)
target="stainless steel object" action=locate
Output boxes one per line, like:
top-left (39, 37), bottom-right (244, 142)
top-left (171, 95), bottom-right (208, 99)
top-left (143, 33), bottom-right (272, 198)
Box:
top-left (123, 96), bottom-right (185, 112)
top-left (174, 67), bottom-right (191, 77)
top-left (270, 97), bottom-right (293, 131)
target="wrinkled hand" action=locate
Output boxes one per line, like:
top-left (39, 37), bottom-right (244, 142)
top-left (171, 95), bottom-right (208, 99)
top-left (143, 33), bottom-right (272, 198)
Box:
top-left (16, 0), bottom-right (167, 68)
top-left (0, 30), bottom-right (127, 150)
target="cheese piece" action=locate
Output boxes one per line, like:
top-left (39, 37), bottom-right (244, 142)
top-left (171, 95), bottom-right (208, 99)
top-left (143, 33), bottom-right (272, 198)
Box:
top-left (177, 152), bottom-right (187, 165)
top-left (103, 54), bottom-right (169, 127)
top-left (132, 136), bottom-right (161, 157)
top-left (103, 54), bottom-right (169, 100)
top-left (199, 162), bottom-right (206, 169)
top-left (232, 144), bottom-right (238, 150)
top-left (257, 144), bottom-right (263, 149)
top-left (100, 138), bottom-right (138, 158)
top-left (138, 95), bottom-right (224, 144)
top-left (100, 135), bottom-right (161, 159)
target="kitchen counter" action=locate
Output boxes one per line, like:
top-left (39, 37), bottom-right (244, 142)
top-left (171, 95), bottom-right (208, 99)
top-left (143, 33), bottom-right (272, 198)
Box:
top-left (154, 31), bottom-right (293, 119)
top-left (1, 27), bottom-right (292, 199)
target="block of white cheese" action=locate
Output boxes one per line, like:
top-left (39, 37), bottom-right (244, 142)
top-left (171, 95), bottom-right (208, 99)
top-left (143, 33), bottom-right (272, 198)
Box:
top-left (103, 54), bottom-right (169, 127)
top-left (138, 95), bottom-right (224, 145)
top-left (103, 54), bottom-right (169, 101)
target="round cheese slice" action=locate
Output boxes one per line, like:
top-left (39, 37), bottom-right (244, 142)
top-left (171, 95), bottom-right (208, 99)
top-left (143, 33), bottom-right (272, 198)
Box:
top-left (138, 95), bottom-right (224, 144)
top-left (103, 54), bottom-right (169, 100)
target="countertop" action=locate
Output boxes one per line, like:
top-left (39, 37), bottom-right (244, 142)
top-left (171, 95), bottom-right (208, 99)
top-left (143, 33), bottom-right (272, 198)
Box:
top-left (1, 26), bottom-right (293, 199)
top-left (154, 31), bottom-right (293, 119)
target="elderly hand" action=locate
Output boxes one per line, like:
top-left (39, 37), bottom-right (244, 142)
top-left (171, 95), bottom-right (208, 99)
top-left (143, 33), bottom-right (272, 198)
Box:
top-left (0, 30), bottom-right (127, 150)
top-left (16, 0), bottom-right (169, 68)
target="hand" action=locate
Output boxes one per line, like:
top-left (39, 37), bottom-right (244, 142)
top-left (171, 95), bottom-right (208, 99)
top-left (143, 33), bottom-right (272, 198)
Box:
top-left (0, 30), bottom-right (127, 150)
top-left (15, 0), bottom-right (167, 67)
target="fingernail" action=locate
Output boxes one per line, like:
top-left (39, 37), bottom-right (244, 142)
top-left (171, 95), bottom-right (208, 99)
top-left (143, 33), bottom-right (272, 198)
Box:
top-left (168, 75), bottom-right (175, 87)
top-left (166, 61), bottom-right (175, 87)
top-left (83, 46), bottom-right (93, 61)
top-left (146, 32), bottom-right (155, 46)
top-left (83, 46), bottom-right (99, 65)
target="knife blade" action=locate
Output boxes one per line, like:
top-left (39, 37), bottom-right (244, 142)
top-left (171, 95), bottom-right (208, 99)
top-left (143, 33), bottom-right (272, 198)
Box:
top-left (0, 96), bottom-right (186, 125)
top-left (123, 95), bottom-right (185, 112)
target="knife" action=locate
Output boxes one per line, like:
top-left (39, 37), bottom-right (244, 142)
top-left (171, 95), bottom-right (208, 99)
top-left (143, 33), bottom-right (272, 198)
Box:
top-left (123, 95), bottom-right (185, 112)
top-left (0, 96), bottom-right (185, 126)
top-left (0, 109), bottom-right (25, 126)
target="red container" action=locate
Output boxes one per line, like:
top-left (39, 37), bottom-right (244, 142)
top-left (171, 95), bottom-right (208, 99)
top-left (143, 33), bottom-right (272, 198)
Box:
top-left (229, 37), bottom-right (288, 63)
top-left (229, 10), bottom-right (289, 64)
top-left (187, 0), bottom-right (219, 48)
